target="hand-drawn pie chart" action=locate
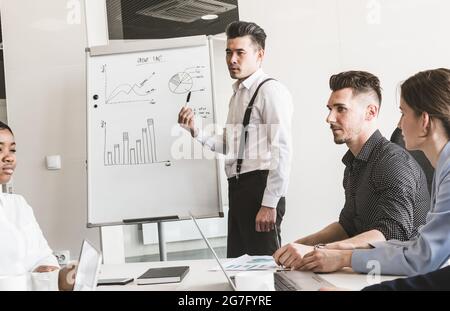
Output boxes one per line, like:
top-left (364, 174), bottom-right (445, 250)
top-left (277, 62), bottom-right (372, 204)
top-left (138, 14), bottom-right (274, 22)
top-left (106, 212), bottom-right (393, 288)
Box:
top-left (168, 72), bottom-right (193, 94)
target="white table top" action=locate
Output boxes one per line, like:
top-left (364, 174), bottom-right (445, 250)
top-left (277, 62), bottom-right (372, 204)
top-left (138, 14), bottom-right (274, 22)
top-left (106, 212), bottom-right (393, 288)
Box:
top-left (97, 259), bottom-right (400, 291)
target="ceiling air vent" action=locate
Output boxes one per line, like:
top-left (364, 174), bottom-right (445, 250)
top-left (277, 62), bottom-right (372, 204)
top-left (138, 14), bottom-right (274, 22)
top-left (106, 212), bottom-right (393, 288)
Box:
top-left (137, 0), bottom-right (237, 23)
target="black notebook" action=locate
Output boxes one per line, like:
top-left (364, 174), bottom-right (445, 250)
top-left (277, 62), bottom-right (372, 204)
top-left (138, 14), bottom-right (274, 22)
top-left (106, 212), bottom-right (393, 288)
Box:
top-left (136, 266), bottom-right (190, 285)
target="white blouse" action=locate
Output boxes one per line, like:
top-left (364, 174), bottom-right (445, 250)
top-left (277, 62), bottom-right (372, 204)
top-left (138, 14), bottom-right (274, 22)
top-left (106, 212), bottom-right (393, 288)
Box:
top-left (0, 193), bottom-right (59, 276)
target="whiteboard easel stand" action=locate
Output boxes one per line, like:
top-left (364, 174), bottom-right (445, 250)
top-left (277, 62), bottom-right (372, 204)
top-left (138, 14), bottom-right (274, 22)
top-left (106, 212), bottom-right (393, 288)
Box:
top-left (122, 216), bottom-right (179, 261)
top-left (157, 222), bottom-right (167, 261)
top-left (86, 36), bottom-right (225, 262)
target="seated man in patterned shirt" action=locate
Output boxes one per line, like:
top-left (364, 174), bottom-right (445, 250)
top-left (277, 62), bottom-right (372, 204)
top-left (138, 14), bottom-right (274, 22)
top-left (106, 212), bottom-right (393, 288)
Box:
top-left (274, 71), bottom-right (430, 268)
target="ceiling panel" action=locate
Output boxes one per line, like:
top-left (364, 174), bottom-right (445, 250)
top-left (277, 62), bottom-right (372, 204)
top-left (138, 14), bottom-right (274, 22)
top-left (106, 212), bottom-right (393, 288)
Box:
top-left (106, 0), bottom-right (239, 39)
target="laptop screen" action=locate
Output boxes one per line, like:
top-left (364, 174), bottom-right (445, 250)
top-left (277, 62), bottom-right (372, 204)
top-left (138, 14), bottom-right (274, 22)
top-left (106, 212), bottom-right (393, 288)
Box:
top-left (190, 213), bottom-right (236, 290)
top-left (73, 240), bottom-right (102, 291)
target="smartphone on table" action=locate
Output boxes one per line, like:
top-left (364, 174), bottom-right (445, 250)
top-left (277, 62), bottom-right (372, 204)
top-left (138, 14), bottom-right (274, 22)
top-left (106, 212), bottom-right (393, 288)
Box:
top-left (97, 277), bottom-right (134, 286)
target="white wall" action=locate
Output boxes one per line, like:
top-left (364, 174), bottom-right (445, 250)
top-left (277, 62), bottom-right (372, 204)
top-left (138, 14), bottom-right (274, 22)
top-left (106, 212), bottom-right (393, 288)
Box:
top-left (1, 0), bottom-right (100, 259)
top-left (238, 0), bottom-right (450, 243)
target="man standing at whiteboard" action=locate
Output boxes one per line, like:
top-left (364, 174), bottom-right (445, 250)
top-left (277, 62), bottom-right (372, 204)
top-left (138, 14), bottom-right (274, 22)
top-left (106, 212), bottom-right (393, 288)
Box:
top-left (178, 21), bottom-right (293, 257)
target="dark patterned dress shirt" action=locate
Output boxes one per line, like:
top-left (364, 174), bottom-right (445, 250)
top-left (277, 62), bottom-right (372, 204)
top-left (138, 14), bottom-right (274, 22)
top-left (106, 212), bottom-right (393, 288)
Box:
top-left (339, 130), bottom-right (430, 241)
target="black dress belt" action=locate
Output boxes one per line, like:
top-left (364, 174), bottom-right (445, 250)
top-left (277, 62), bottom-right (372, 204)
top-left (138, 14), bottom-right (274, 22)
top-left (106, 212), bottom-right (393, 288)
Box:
top-left (228, 170), bottom-right (269, 184)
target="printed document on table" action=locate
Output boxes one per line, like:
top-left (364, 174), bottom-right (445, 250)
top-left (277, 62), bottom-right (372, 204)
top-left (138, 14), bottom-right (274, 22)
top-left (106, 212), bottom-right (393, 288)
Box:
top-left (209, 254), bottom-right (278, 271)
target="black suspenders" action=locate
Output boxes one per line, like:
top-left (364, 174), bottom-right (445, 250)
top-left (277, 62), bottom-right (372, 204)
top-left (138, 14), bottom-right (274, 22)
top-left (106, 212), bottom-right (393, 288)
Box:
top-left (236, 78), bottom-right (276, 179)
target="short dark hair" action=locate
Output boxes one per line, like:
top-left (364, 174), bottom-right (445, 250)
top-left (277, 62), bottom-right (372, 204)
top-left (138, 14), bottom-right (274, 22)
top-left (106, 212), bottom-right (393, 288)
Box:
top-left (0, 121), bottom-right (13, 135)
top-left (225, 21), bottom-right (266, 50)
top-left (401, 68), bottom-right (450, 138)
top-left (329, 71), bottom-right (382, 105)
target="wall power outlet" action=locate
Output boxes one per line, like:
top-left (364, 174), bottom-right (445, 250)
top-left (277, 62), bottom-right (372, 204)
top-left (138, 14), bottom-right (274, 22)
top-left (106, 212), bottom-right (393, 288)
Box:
top-left (53, 250), bottom-right (70, 266)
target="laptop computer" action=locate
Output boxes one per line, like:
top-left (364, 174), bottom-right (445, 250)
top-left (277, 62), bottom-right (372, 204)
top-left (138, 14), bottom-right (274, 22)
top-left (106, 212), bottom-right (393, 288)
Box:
top-left (190, 213), bottom-right (334, 291)
top-left (73, 240), bottom-right (102, 291)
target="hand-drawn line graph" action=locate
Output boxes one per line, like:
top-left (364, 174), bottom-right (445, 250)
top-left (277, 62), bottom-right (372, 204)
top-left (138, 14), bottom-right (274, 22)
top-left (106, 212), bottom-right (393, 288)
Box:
top-left (168, 66), bottom-right (207, 94)
top-left (102, 64), bottom-right (157, 105)
top-left (101, 119), bottom-right (168, 166)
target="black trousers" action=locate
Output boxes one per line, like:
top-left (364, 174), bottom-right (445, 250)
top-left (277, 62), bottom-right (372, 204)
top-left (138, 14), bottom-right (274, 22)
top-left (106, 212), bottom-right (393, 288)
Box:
top-left (227, 170), bottom-right (286, 258)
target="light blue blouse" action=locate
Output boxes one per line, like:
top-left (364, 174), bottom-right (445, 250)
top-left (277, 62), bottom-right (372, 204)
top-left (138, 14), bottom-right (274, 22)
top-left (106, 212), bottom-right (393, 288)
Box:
top-left (352, 141), bottom-right (450, 276)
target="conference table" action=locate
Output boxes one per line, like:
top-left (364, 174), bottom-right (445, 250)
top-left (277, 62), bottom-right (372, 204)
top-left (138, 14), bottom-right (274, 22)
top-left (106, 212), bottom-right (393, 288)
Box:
top-left (97, 259), bottom-right (400, 291)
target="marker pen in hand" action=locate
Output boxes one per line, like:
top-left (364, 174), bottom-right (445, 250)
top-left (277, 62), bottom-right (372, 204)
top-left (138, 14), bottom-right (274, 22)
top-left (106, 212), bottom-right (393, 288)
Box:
top-left (184, 91), bottom-right (192, 108)
top-left (274, 226), bottom-right (289, 271)
top-left (183, 91), bottom-right (195, 137)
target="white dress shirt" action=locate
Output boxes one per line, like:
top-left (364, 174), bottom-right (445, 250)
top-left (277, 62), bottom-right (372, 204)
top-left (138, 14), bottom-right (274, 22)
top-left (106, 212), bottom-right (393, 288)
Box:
top-left (196, 69), bottom-right (293, 208)
top-left (0, 193), bottom-right (59, 276)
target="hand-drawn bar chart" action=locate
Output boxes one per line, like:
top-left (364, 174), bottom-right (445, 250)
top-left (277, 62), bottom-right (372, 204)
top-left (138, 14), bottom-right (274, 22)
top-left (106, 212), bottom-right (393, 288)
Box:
top-left (102, 119), bottom-right (162, 166)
